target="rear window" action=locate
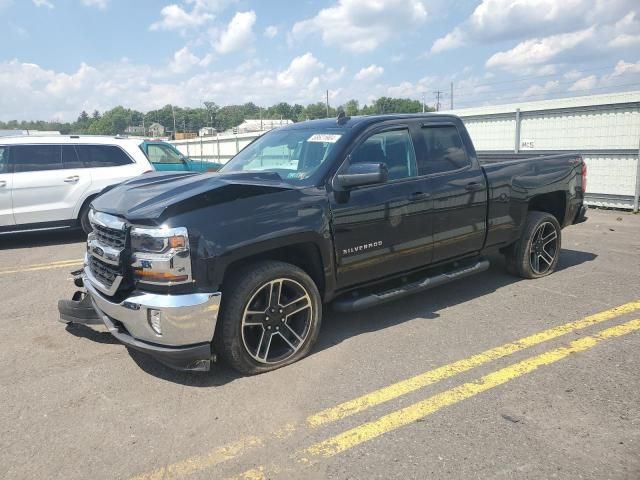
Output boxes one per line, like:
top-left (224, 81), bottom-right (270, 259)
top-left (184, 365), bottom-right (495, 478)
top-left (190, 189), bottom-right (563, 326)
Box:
top-left (0, 146), bottom-right (8, 174)
top-left (13, 145), bottom-right (63, 173)
top-left (418, 125), bottom-right (470, 175)
top-left (76, 145), bottom-right (132, 168)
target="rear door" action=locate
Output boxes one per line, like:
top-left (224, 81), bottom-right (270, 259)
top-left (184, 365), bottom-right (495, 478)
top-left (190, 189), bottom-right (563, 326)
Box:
top-left (415, 121), bottom-right (488, 262)
top-left (330, 123), bottom-right (434, 288)
top-left (75, 144), bottom-right (141, 197)
top-left (0, 145), bottom-right (14, 226)
top-left (11, 144), bottom-right (91, 225)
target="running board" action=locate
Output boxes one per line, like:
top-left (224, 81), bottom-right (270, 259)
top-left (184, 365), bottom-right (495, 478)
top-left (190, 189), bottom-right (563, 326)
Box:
top-left (332, 259), bottom-right (490, 312)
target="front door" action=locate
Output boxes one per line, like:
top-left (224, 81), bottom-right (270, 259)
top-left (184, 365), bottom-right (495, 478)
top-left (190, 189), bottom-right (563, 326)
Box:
top-left (146, 143), bottom-right (189, 171)
top-left (415, 122), bottom-right (488, 263)
top-left (0, 145), bottom-right (14, 226)
top-left (330, 125), bottom-right (433, 289)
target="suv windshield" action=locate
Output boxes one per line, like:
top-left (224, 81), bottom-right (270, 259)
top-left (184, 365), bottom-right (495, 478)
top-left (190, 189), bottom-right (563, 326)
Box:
top-left (220, 128), bottom-right (345, 184)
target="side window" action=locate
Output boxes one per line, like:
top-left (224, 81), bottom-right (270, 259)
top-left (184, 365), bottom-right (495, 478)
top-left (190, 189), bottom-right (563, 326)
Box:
top-left (13, 145), bottom-right (63, 173)
top-left (76, 145), bottom-right (133, 168)
top-left (147, 144), bottom-right (184, 164)
top-left (62, 145), bottom-right (83, 169)
top-left (418, 125), bottom-right (470, 175)
top-left (0, 146), bottom-right (8, 174)
top-left (351, 129), bottom-right (417, 181)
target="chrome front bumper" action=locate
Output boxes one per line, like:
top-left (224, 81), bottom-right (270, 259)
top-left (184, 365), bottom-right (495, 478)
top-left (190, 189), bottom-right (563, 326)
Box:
top-left (83, 267), bottom-right (221, 348)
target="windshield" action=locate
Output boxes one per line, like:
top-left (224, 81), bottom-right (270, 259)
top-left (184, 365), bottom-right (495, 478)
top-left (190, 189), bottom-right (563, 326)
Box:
top-left (220, 128), bottom-right (345, 184)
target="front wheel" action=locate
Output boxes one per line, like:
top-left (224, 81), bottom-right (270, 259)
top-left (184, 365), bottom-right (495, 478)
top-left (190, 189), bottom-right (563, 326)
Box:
top-left (505, 211), bottom-right (561, 279)
top-left (215, 261), bottom-right (322, 375)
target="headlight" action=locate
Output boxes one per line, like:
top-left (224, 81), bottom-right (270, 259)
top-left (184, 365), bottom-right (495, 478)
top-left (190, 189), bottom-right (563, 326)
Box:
top-left (131, 226), bottom-right (192, 285)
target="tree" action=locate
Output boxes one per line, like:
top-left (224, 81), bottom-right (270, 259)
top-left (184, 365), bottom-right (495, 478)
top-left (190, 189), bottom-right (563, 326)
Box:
top-left (343, 99), bottom-right (360, 116)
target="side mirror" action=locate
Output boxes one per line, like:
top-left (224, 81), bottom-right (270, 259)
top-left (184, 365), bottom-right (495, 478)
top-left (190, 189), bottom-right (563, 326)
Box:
top-left (335, 162), bottom-right (388, 189)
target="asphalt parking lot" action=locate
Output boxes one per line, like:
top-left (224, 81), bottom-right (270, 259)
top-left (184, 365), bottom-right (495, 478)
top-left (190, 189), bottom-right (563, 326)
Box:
top-left (1, 209), bottom-right (639, 480)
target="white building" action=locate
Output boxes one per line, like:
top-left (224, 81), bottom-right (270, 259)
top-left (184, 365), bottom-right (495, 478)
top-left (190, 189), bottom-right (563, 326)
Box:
top-left (199, 127), bottom-right (217, 137)
top-left (230, 118), bottom-right (293, 134)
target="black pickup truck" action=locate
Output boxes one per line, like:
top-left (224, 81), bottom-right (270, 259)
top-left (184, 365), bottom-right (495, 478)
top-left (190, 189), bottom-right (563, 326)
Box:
top-left (59, 113), bottom-right (587, 374)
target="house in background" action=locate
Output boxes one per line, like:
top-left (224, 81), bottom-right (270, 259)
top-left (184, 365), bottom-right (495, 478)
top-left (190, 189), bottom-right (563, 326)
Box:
top-left (125, 125), bottom-right (146, 135)
top-left (199, 126), bottom-right (217, 137)
top-left (148, 122), bottom-right (165, 137)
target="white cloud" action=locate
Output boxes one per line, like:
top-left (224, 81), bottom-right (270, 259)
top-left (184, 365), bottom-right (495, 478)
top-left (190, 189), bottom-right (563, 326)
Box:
top-left (608, 12), bottom-right (640, 48)
top-left (522, 80), bottom-right (560, 97)
top-left (213, 10), bottom-right (256, 54)
top-left (354, 64), bottom-right (384, 82)
top-left (32, 0), bottom-right (53, 8)
top-left (292, 0), bottom-right (428, 53)
top-left (486, 28), bottom-right (594, 73)
top-left (264, 25), bottom-right (278, 38)
top-left (431, 0), bottom-right (639, 53)
top-left (150, 4), bottom-right (212, 31)
top-left (274, 53), bottom-right (324, 88)
top-left (150, 1), bottom-right (232, 31)
top-left (0, 53), bottom-right (349, 121)
top-left (81, 0), bottom-right (108, 8)
top-left (169, 47), bottom-right (201, 74)
top-left (611, 59), bottom-right (640, 76)
top-left (568, 75), bottom-right (597, 91)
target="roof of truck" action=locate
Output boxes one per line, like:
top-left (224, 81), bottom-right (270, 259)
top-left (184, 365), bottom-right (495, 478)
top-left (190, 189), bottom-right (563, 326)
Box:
top-left (284, 113), bottom-right (458, 130)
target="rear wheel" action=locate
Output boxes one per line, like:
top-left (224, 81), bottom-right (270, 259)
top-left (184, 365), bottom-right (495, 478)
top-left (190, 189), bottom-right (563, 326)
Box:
top-left (505, 211), bottom-right (561, 279)
top-left (215, 261), bottom-right (322, 375)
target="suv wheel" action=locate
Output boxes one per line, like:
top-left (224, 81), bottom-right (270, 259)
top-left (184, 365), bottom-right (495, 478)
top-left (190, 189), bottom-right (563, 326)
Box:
top-left (79, 203), bottom-right (93, 235)
top-left (215, 261), bottom-right (322, 375)
top-left (505, 211), bottom-right (561, 279)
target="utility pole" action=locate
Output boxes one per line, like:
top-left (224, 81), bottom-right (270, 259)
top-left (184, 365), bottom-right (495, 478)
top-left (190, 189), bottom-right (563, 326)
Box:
top-left (326, 90), bottom-right (330, 118)
top-left (433, 90), bottom-right (443, 112)
top-left (450, 82), bottom-right (454, 110)
top-left (171, 104), bottom-right (177, 137)
top-left (421, 92), bottom-right (426, 113)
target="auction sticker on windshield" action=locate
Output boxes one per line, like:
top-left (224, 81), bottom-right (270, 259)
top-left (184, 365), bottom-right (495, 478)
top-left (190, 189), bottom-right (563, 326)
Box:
top-left (308, 133), bottom-right (342, 143)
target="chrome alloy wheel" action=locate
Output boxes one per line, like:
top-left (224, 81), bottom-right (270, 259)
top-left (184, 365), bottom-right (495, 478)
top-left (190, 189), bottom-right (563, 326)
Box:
top-left (529, 221), bottom-right (559, 275)
top-left (241, 278), bottom-right (313, 364)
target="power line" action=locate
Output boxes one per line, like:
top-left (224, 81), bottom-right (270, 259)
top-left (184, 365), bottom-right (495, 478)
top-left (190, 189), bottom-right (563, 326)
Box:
top-left (452, 63), bottom-right (618, 95)
top-left (433, 90), bottom-right (443, 111)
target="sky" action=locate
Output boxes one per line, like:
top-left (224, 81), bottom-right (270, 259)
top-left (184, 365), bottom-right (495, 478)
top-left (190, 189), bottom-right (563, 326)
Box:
top-left (1, 0), bottom-right (639, 121)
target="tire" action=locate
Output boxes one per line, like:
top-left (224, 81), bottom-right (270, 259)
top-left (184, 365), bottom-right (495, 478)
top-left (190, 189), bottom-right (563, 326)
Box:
top-left (505, 211), bottom-right (561, 279)
top-left (79, 202), bottom-right (93, 235)
top-left (215, 260), bottom-right (322, 375)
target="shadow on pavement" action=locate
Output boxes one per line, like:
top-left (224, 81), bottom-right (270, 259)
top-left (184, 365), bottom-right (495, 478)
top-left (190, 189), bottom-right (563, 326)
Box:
top-left (0, 229), bottom-right (85, 250)
top-left (65, 248), bottom-right (597, 386)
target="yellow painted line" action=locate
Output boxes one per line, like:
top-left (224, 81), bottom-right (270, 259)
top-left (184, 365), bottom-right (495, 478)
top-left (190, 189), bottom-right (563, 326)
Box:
top-left (307, 300), bottom-right (640, 428)
top-left (305, 318), bottom-right (640, 458)
top-left (131, 301), bottom-right (640, 480)
top-left (227, 466), bottom-right (267, 480)
top-left (0, 259), bottom-right (83, 275)
top-left (130, 436), bottom-right (263, 480)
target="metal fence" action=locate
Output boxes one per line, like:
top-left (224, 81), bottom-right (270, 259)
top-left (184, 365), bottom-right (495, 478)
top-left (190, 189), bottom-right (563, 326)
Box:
top-left (171, 91), bottom-right (640, 212)
top-left (447, 91), bottom-right (640, 211)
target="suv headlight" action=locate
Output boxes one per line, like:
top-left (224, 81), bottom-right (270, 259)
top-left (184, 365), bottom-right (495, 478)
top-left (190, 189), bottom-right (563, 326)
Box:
top-left (130, 226), bottom-right (192, 285)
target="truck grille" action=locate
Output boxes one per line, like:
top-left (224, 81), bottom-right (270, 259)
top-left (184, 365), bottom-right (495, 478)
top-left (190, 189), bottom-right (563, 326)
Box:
top-left (88, 256), bottom-right (120, 289)
top-left (93, 223), bottom-right (126, 249)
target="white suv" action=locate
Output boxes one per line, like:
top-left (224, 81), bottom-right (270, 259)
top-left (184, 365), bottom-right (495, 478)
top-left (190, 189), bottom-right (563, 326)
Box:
top-left (0, 136), bottom-right (153, 234)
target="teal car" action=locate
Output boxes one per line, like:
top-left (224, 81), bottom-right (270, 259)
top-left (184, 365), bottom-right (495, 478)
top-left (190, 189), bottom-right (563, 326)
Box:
top-left (140, 141), bottom-right (223, 172)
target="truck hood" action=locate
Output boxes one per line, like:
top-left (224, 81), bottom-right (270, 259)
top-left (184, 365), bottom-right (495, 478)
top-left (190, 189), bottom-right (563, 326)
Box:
top-left (92, 171), bottom-right (293, 222)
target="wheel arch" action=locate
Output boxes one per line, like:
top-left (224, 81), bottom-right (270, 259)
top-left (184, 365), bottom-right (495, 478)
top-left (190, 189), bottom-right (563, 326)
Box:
top-left (527, 191), bottom-right (567, 227)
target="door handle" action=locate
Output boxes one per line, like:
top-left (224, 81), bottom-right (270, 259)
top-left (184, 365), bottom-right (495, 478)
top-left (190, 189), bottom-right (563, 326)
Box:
top-left (408, 192), bottom-right (431, 202)
top-left (64, 175), bottom-right (80, 184)
top-left (0, 180), bottom-right (6, 188)
top-left (465, 182), bottom-right (483, 191)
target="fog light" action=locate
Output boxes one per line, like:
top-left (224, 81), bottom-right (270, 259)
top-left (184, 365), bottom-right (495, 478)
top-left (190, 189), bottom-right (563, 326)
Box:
top-left (148, 309), bottom-right (162, 335)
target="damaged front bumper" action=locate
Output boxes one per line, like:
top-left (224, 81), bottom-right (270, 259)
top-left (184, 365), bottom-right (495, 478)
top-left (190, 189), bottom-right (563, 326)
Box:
top-left (59, 270), bottom-right (221, 372)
